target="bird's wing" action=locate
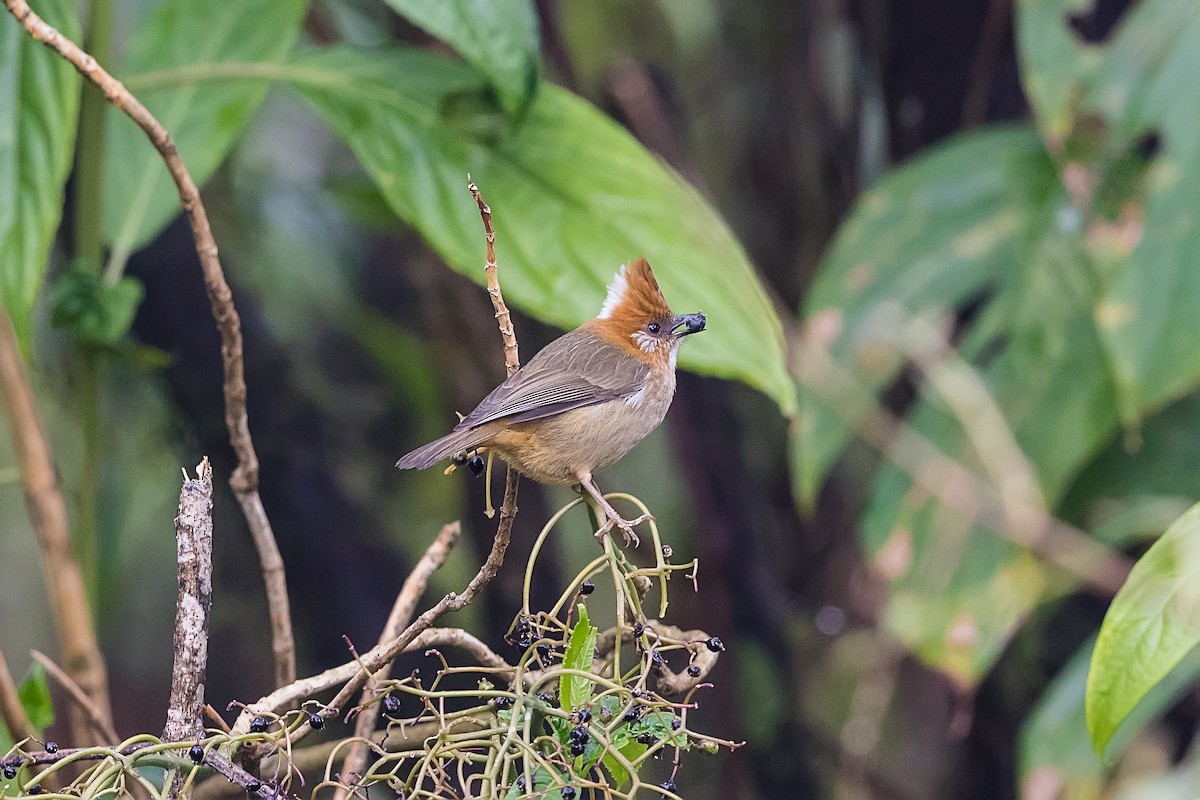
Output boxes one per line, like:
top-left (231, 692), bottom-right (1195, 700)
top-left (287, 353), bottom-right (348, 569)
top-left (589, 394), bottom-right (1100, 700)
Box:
top-left (455, 328), bottom-right (649, 429)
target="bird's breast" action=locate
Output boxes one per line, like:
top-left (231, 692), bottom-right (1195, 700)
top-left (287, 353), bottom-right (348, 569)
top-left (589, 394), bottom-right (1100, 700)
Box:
top-left (489, 365), bottom-right (676, 484)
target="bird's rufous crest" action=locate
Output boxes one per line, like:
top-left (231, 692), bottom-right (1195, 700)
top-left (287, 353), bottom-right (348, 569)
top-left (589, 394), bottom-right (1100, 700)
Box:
top-left (596, 257), bottom-right (674, 328)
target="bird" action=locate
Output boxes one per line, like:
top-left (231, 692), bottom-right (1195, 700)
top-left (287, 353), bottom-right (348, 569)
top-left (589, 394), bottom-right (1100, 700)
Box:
top-left (395, 257), bottom-right (706, 544)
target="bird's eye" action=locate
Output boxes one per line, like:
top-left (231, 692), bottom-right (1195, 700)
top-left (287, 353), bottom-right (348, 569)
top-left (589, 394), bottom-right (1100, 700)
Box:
top-left (647, 322), bottom-right (661, 334)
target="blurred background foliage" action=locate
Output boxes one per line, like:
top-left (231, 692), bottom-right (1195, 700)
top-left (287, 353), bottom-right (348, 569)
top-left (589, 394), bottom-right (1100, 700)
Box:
top-left (7, 0), bottom-right (1200, 797)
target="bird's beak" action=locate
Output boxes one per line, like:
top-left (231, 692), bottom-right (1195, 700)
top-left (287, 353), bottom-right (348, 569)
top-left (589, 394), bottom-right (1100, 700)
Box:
top-left (671, 311), bottom-right (706, 337)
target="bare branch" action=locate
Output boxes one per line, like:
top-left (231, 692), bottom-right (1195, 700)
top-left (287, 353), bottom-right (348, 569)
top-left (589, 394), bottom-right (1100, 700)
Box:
top-left (163, 459), bottom-right (215, 742)
top-left (1, 0), bottom-right (296, 688)
top-left (0, 305), bottom-right (111, 744)
top-left (469, 177), bottom-right (520, 376)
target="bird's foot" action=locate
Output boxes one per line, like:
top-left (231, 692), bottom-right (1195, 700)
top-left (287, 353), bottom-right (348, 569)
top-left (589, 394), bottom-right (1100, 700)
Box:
top-left (592, 511), bottom-right (653, 548)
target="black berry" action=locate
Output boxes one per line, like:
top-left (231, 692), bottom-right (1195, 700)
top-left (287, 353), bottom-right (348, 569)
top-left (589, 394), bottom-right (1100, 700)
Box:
top-left (569, 725), bottom-right (589, 744)
top-left (661, 779), bottom-right (677, 792)
top-left (3, 764), bottom-right (17, 779)
top-left (28, 785), bottom-right (43, 795)
top-left (468, 455), bottom-right (485, 476)
top-left (570, 740), bottom-right (587, 756)
top-left (382, 694), bottom-right (404, 719)
top-left (575, 708), bottom-right (591, 724)
top-left (632, 621), bottom-right (645, 638)
top-left (687, 665), bottom-right (701, 678)
top-left (250, 716), bottom-right (269, 733)
top-left (579, 580), bottom-right (595, 595)
top-left (307, 712), bottom-right (325, 730)
top-left (492, 695), bottom-right (513, 711)
top-left (561, 788), bottom-right (577, 799)
top-left (246, 780), bottom-right (262, 792)
top-left (704, 636), bottom-right (725, 653)
top-left (452, 452), bottom-right (468, 466)
top-left (671, 717), bottom-right (682, 730)
top-left (623, 705), bottom-right (641, 723)
top-left (537, 643), bottom-right (552, 661)
top-left (661, 544), bottom-right (673, 558)
top-left (188, 744), bottom-right (205, 764)
top-left (637, 732), bottom-right (657, 745)
top-left (515, 774), bottom-right (526, 791)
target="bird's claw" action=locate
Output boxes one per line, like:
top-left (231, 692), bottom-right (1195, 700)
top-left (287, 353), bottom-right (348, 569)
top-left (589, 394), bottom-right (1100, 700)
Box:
top-left (593, 512), bottom-right (653, 547)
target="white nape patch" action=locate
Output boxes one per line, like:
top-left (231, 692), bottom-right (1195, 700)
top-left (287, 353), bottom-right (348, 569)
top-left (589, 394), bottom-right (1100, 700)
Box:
top-left (597, 264), bottom-right (629, 319)
top-left (632, 331), bottom-right (660, 353)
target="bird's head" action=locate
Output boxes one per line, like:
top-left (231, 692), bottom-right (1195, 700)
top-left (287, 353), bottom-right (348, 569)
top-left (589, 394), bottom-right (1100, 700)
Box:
top-left (585, 257), bottom-right (706, 366)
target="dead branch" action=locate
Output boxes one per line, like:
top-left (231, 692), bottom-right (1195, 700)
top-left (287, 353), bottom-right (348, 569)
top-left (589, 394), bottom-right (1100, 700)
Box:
top-left (0, 304), bottom-right (111, 745)
top-left (163, 459), bottom-right (215, 742)
top-left (0, 0), bottom-right (296, 689)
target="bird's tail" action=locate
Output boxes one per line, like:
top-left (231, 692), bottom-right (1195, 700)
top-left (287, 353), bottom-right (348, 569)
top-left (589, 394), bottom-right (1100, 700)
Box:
top-left (395, 426), bottom-right (494, 470)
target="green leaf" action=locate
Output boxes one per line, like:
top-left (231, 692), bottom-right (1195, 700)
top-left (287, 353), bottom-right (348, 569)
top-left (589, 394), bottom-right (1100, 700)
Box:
top-left (281, 46), bottom-right (796, 415)
top-left (381, 0), bottom-right (540, 116)
top-left (18, 662), bottom-right (53, 734)
top-left (1086, 501), bottom-right (1200, 760)
top-left (50, 270), bottom-right (144, 346)
top-left (1086, 3), bottom-right (1200, 422)
top-left (0, 0), bottom-right (80, 345)
top-left (796, 124), bottom-right (1134, 685)
top-left (794, 125), bottom-right (1059, 508)
top-left (560, 605), bottom-right (597, 712)
top-left (1018, 636), bottom-right (1103, 797)
top-left (1014, 0), bottom-right (1101, 143)
top-left (103, 0), bottom-right (308, 269)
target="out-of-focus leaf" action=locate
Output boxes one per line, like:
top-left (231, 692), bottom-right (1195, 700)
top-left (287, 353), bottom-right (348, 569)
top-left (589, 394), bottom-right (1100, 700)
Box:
top-left (503, 764), bottom-right (560, 798)
top-left (1014, 0), bottom-right (1101, 143)
top-left (1084, 3), bottom-right (1200, 422)
top-left (281, 47), bottom-right (796, 414)
top-left (1018, 636), bottom-right (1103, 799)
top-left (103, 0), bottom-right (308, 269)
top-left (50, 271), bottom-right (144, 346)
top-left (0, 0), bottom-right (80, 345)
top-left (1062, 390), bottom-right (1200, 532)
top-left (18, 662), bottom-right (53, 733)
top-left (382, 0), bottom-right (539, 116)
top-left (794, 125), bottom-right (1058, 508)
top-left (1087, 502), bottom-right (1200, 760)
top-left (796, 122), bottom-right (1134, 684)
top-left (560, 605), bottom-right (597, 712)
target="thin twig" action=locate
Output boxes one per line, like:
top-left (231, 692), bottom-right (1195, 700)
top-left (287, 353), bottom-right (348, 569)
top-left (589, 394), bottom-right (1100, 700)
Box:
top-left (163, 459), bottom-right (215, 742)
top-left (469, 177), bottom-right (520, 376)
top-left (336, 522), bottom-right (462, 797)
top-left (0, 304), bottom-right (112, 745)
top-left (29, 650), bottom-right (120, 743)
top-left (1, 0), bottom-right (297, 690)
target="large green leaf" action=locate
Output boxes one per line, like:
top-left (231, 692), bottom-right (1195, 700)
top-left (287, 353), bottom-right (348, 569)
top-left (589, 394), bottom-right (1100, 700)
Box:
top-left (0, 0), bottom-right (80, 344)
top-left (1086, 501), bottom-right (1200, 761)
top-left (103, 0), bottom-right (308, 271)
top-left (1020, 0), bottom-right (1200, 427)
top-left (281, 47), bottom-right (795, 414)
top-left (382, 0), bottom-right (539, 116)
top-left (795, 126), bottom-right (1059, 507)
top-left (795, 124), bottom-right (1137, 684)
